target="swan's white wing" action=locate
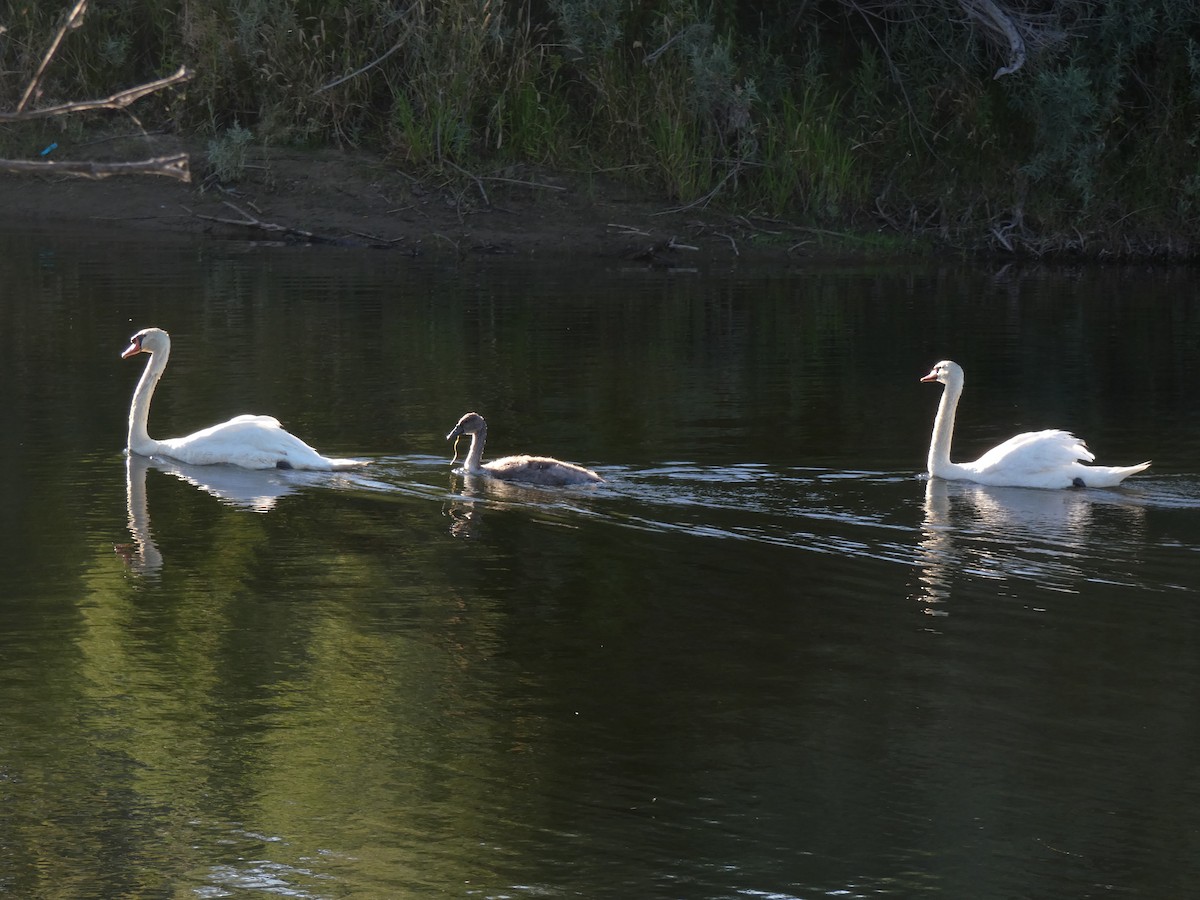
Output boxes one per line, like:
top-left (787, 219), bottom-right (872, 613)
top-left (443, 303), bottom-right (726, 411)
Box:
top-left (158, 415), bottom-right (339, 469)
top-left (965, 429), bottom-right (1094, 476)
top-left (225, 413), bottom-right (284, 428)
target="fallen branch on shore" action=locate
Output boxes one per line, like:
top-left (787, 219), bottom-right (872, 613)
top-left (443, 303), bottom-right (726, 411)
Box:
top-left (0, 0), bottom-right (192, 181)
top-left (184, 200), bottom-right (395, 248)
top-left (0, 153), bottom-right (190, 181)
top-left (185, 200), bottom-right (330, 242)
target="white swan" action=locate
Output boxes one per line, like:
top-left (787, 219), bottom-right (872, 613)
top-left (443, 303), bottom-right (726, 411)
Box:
top-left (921, 360), bottom-right (1149, 489)
top-left (122, 327), bottom-right (362, 470)
top-left (446, 411), bottom-right (603, 486)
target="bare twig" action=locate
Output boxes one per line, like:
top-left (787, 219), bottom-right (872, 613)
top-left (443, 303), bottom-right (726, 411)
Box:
top-left (188, 200), bottom-right (320, 240)
top-left (350, 230), bottom-right (407, 245)
top-left (445, 160), bottom-right (489, 206)
top-left (850, 4), bottom-right (936, 155)
top-left (643, 24), bottom-right (712, 65)
top-left (651, 168), bottom-right (737, 216)
top-left (0, 66), bottom-right (193, 122)
top-left (16, 0), bottom-right (88, 114)
top-left (185, 201), bottom-right (395, 247)
top-left (607, 223), bottom-right (651, 236)
top-left (0, 153), bottom-right (190, 181)
top-left (315, 30), bottom-right (413, 93)
top-left (432, 232), bottom-right (462, 254)
top-left (478, 174), bottom-right (566, 192)
top-left (990, 224), bottom-right (1014, 252)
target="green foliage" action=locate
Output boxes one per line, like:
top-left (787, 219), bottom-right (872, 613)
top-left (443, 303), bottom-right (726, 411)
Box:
top-left (207, 120), bottom-right (254, 182)
top-left (648, 103), bottom-right (710, 200)
top-left (551, 0), bottom-right (624, 57)
top-left (487, 79), bottom-right (571, 163)
top-left (4, 0), bottom-right (1200, 248)
top-left (758, 85), bottom-right (863, 220)
top-left (1016, 65), bottom-right (1102, 201)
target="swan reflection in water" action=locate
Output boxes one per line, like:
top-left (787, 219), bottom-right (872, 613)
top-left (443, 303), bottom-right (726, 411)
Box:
top-left (116, 453), bottom-right (309, 574)
top-left (443, 470), bottom-right (600, 538)
top-left (134, 452), bottom-right (305, 511)
top-left (910, 477), bottom-right (1147, 614)
top-left (115, 454), bottom-right (165, 575)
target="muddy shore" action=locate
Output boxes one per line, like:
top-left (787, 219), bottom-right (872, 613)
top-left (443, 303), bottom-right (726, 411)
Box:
top-left (0, 138), bottom-right (908, 267)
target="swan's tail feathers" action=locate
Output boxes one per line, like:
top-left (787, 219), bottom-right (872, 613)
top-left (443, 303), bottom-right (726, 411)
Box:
top-left (1088, 460), bottom-right (1151, 487)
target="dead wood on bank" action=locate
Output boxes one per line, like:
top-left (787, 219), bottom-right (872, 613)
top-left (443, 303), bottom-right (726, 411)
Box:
top-left (0, 0), bottom-right (192, 182)
top-left (0, 154), bottom-right (190, 181)
top-left (185, 200), bottom-right (399, 248)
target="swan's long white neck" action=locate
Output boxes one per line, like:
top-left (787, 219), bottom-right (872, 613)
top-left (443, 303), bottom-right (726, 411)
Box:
top-left (128, 345), bottom-right (169, 457)
top-left (928, 378), bottom-right (966, 479)
top-left (464, 423), bottom-right (487, 473)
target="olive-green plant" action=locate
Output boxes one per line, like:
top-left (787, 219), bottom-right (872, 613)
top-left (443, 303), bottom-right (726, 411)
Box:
top-left (758, 85), bottom-right (863, 220)
top-left (207, 120), bottom-right (254, 182)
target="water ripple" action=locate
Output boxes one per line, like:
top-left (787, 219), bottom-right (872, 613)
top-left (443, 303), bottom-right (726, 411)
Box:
top-left (137, 452), bottom-right (1200, 599)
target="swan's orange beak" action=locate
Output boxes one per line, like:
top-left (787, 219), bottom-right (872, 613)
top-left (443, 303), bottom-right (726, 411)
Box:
top-left (121, 338), bottom-right (142, 359)
top-left (919, 369), bottom-right (938, 383)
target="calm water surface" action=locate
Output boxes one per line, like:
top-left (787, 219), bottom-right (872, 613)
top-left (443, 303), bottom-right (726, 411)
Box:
top-left (2, 228), bottom-right (1200, 898)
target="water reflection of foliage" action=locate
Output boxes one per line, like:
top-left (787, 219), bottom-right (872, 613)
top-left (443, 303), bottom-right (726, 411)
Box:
top-left (64, 458), bottom-right (546, 896)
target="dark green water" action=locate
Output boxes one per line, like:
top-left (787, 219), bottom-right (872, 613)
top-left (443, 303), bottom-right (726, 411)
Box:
top-left (2, 228), bottom-right (1200, 898)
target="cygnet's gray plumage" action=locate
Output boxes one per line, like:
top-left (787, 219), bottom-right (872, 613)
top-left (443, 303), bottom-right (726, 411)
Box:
top-left (446, 411), bottom-right (603, 486)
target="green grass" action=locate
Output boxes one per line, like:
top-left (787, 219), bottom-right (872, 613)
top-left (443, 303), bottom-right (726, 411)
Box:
top-left (2, 0), bottom-right (1199, 252)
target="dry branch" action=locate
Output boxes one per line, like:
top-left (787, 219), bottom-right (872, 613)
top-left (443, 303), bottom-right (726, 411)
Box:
top-left (1, 1), bottom-right (192, 183)
top-left (0, 66), bottom-right (193, 122)
top-left (835, 0), bottom-right (1071, 80)
top-left (185, 200), bottom-right (386, 247)
top-left (961, 0), bottom-right (1026, 78)
top-left (314, 7), bottom-right (416, 95)
top-left (16, 0), bottom-right (88, 114)
top-left (187, 200), bottom-right (321, 239)
top-left (0, 153), bottom-right (190, 181)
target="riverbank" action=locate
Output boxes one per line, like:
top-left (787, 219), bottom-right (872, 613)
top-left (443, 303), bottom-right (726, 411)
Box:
top-left (6, 3), bottom-right (1199, 267)
top-left (0, 136), bottom-right (921, 267)
top-left (6, 136), bottom-right (1195, 265)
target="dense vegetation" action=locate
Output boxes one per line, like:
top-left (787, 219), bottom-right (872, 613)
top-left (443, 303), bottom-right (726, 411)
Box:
top-left (2, 0), bottom-right (1199, 256)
